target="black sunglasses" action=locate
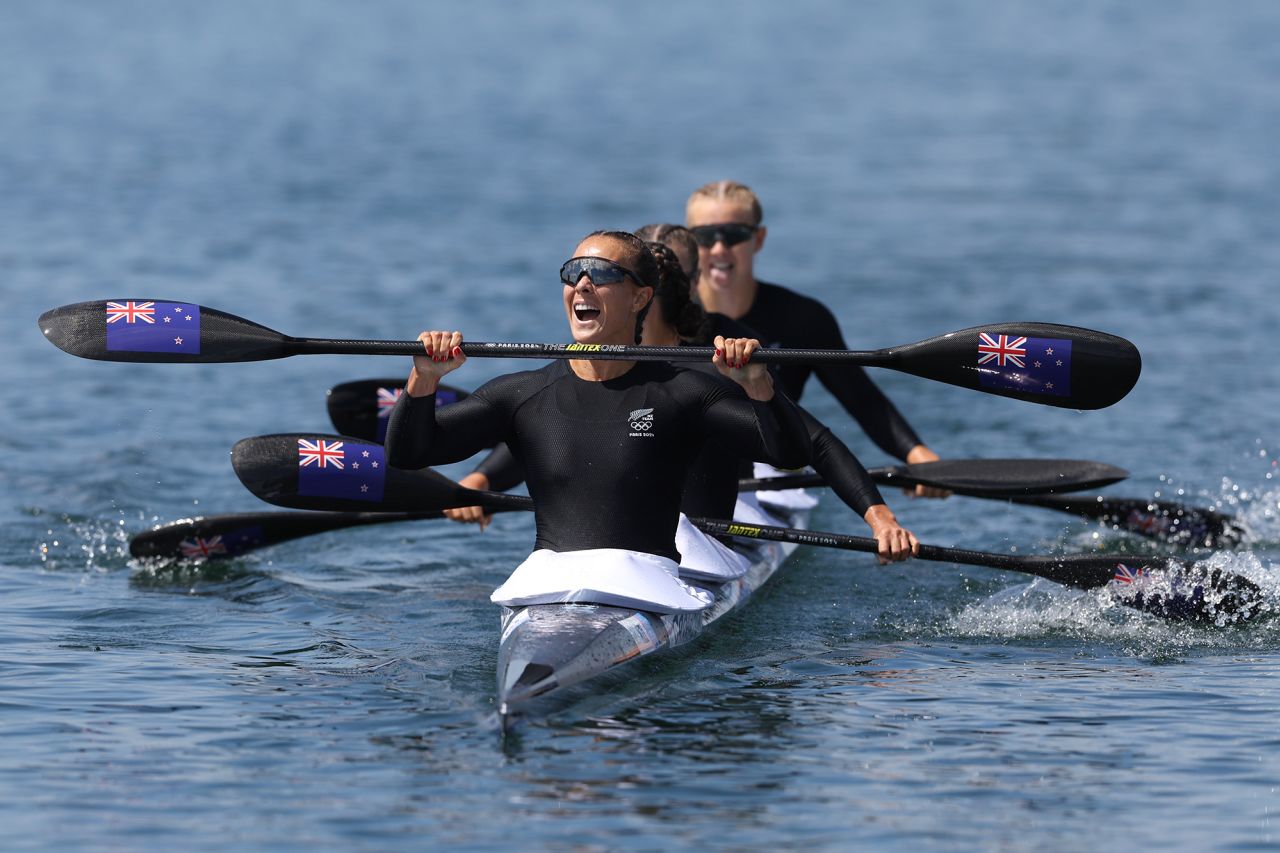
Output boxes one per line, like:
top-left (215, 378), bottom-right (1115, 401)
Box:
top-left (560, 256), bottom-right (642, 287)
top-left (690, 222), bottom-right (757, 248)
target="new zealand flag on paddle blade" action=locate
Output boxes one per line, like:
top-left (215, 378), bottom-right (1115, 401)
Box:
top-left (297, 438), bottom-right (386, 502)
top-left (180, 526), bottom-right (264, 559)
top-left (976, 333), bottom-right (1071, 398)
top-left (375, 386), bottom-right (459, 441)
top-left (104, 301), bottom-right (202, 354)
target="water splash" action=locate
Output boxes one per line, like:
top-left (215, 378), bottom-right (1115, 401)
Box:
top-left (29, 507), bottom-right (137, 572)
top-left (943, 551), bottom-right (1280, 656)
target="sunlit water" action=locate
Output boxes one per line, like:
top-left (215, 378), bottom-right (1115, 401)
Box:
top-left (3, 1), bottom-right (1279, 849)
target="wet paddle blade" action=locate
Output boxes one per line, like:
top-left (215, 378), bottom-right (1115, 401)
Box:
top-left (1013, 494), bottom-right (1246, 549)
top-left (1009, 554), bottom-right (1267, 623)
top-left (39, 299), bottom-right (293, 363)
top-left (326, 380), bottom-right (470, 442)
top-left (128, 510), bottom-right (442, 562)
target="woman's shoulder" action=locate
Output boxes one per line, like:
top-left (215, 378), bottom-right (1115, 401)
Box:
top-left (475, 361), bottom-right (567, 400)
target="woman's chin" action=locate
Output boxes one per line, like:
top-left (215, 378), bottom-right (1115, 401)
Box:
top-left (570, 323), bottom-right (631, 346)
top-left (705, 272), bottom-right (739, 292)
top-left (569, 323), bottom-right (605, 343)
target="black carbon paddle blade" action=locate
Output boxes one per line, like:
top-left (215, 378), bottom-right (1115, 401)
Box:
top-left (739, 458), bottom-right (1129, 497)
top-left (39, 299), bottom-right (293, 363)
top-left (128, 510), bottom-right (438, 562)
top-left (1014, 494), bottom-right (1246, 549)
top-left (1015, 554), bottom-right (1266, 623)
top-left (326, 380), bottom-right (470, 442)
top-left (884, 322), bottom-right (1141, 410)
top-left (882, 458), bottom-right (1130, 496)
top-left (231, 433), bottom-right (471, 512)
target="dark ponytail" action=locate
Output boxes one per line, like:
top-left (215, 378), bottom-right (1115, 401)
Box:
top-left (644, 241), bottom-right (708, 343)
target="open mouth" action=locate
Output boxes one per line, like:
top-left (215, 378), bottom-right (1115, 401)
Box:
top-left (573, 303), bottom-right (601, 323)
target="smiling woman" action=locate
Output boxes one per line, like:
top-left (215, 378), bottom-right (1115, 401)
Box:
top-left (383, 229), bottom-right (813, 608)
top-left (686, 180), bottom-right (947, 496)
top-left (561, 231), bottom-right (658, 348)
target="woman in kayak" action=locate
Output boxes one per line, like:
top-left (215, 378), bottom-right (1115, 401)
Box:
top-left (636, 237), bottom-right (918, 564)
top-left (385, 230), bottom-right (812, 613)
top-left (685, 180), bottom-right (947, 498)
top-left (440, 228), bottom-right (919, 564)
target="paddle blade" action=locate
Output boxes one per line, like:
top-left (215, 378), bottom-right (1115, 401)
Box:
top-left (1016, 554), bottom-right (1265, 623)
top-left (39, 299), bottom-right (293, 363)
top-left (886, 322), bottom-right (1141, 410)
top-left (1014, 495), bottom-right (1246, 549)
top-left (326, 380), bottom-right (470, 442)
top-left (232, 433), bottom-right (475, 512)
top-left (880, 458), bottom-right (1129, 496)
top-left (128, 510), bottom-right (439, 562)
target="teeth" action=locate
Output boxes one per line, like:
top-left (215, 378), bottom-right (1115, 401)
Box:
top-left (712, 262), bottom-right (732, 270)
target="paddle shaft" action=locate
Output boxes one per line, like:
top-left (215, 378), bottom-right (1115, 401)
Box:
top-left (289, 337), bottom-right (904, 365)
top-left (692, 518), bottom-right (1109, 587)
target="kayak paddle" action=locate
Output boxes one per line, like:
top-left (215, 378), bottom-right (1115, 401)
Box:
top-left (227, 433), bottom-right (1266, 624)
top-left (40, 299), bottom-right (1141, 409)
top-left (131, 454), bottom-right (1128, 561)
top-left (691, 518), bottom-right (1264, 625)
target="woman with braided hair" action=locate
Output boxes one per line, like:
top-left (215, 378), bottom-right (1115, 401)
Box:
top-left (441, 230), bottom-right (919, 566)
top-left (385, 229), bottom-right (813, 612)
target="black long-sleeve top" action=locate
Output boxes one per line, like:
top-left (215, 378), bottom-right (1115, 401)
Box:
top-left (385, 359), bottom-right (810, 562)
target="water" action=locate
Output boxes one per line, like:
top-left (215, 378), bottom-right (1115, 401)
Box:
top-left (4, 0), bottom-right (1280, 849)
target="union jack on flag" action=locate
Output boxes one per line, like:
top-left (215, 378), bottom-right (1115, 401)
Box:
top-left (977, 333), bottom-right (1027, 367)
top-left (180, 536), bottom-right (226, 559)
top-left (298, 438), bottom-right (345, 469)
top-left (1112, 563), bottom-right (1146, 584)
top-left (106, 301), bottom-right (156, 324)
top-left (377, 387), bottom-right (402, 418)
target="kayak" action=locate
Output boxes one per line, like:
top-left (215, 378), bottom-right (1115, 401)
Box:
top-left (495, 503), bottom-right (807, 728)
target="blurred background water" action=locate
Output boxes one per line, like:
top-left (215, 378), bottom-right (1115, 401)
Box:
top-left (2, 1), bottom-right (1279, 849)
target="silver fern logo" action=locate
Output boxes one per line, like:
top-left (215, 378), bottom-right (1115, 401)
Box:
top-left (628, 407), bottom-right (655, 437)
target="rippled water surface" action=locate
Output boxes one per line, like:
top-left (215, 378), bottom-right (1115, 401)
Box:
top-left (4, 1), bottom-right (1280, 849)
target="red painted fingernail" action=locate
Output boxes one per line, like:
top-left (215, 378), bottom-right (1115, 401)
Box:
top-left (453, 346), bottom-right (462, 357)
top-left (426, 347), bottom-right (433, 355)
top-left (715, 348), bottom-right (722, 358)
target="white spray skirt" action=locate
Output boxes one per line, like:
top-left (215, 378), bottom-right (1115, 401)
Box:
top-left (752, 462), bottom-right (821, 512)
top-left (733, 491), bottom-right (791, 527)
top-left (490, 548), bottom-right (715, 613)
top-left (675, 513), bottom-right (752, 582)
